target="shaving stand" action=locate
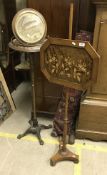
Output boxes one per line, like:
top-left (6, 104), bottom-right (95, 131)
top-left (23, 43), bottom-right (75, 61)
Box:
top-left (9, 40), bottom-right (52, 145)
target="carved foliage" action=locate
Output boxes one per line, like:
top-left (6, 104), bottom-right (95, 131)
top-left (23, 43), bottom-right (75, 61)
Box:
top-left (45, 45), bottom-right (93, 84)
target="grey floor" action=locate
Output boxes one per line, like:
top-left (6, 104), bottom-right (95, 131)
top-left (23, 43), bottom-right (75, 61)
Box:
top-left (0, 82), bottom-right (107, 175)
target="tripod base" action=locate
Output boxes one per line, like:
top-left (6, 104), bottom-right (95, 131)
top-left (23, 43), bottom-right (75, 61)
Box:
top-left (17, 119), bottom-right (52, 145)
top-left (50, 147), bottom-right (79, 166)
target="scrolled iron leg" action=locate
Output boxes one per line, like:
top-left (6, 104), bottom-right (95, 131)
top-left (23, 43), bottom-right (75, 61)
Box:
top-left (17, 121), bottom-right (52, 145)
top-left (17, 127), bottom-right (31, 139)
top-left (35, 126), bottom-right (44, 145)
top-left (40, 124), bottom-right (52, 130)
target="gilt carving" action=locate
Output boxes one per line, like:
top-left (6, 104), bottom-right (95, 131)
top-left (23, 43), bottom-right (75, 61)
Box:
top-left (40, 38), bottom-right (99, 90)
top-left (45, 45), bottom-right (92, 84)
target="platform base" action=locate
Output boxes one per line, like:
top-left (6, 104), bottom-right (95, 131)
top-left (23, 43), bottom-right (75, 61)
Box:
top-left (50, 147), bottom-right (79, 166)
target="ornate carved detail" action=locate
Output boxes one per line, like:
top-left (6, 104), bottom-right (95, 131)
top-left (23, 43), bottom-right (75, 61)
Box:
top-left (45, 45), bottom-right (92, 84)
top-left (40, 38), bottom-right (99, 90)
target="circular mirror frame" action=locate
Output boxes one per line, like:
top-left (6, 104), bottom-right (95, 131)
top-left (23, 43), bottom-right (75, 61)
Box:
top-left (12, 8), bottom-right (47, 46)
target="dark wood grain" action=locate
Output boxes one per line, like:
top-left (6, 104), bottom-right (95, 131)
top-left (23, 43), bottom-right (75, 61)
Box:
top-left (78, 0), bottom-right (96, 32)
top-left (3, 0), bottom-right (16, 40)
top-left (27, 0), bottom-right (72, 38)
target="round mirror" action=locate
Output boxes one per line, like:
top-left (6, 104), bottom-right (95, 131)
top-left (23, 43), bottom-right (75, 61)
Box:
top-left (12, 8), bottom-right (47, 46)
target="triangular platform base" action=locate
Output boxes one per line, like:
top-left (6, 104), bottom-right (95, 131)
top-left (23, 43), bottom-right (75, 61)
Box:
top-left (50, 147), bottom-right (79, 166)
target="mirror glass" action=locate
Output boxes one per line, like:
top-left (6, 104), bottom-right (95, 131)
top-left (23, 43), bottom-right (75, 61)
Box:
top-left (12, 9), bottom-right (47, 45)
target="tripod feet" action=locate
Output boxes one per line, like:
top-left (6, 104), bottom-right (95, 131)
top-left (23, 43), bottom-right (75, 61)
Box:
top-left (50, 159), bottom-right (56, 166)
top-left (39, 140), bottom-right (44, 145)
top-left (17, 123), bottom-right (52, 145)
top-left (40, 124), bottom-right (52, 129)
top-left (50, 148), bottom-right (79, 166)
top-left (17, 134), bottom-right (23, 139)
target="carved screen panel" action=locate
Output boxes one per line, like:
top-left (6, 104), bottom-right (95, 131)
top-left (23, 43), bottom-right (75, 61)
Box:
top-left (40, 38), bottom-right (99, 90)
top-left (45, 45), bottom-right (92, 84)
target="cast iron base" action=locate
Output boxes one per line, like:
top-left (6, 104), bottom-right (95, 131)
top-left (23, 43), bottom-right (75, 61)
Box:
top-left (17, 118), bottom-right (52, 145)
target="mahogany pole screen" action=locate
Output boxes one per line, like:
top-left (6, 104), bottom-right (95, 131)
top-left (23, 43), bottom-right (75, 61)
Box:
top-left (40, 37), bottom-right (99, 91)
top-left (40, 37), bottom-right (100, 166)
